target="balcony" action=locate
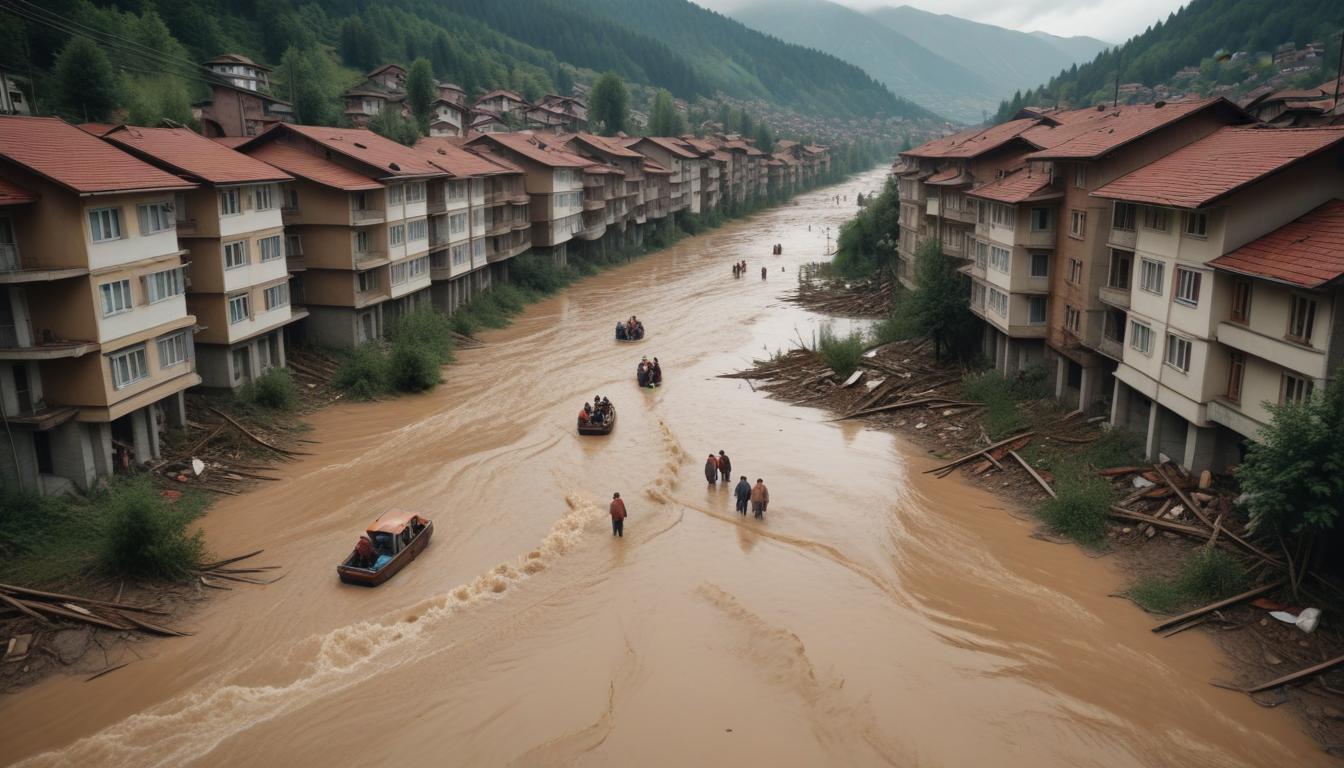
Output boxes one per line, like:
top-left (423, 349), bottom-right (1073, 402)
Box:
top-left (1108, 226), bottom-right (1137, 250)
top-left (583, 198), bottom-right (605, 212)
top-left (1098, 284), bottom-right (1131, 309)
top-left (175, 218), bottom-right (198, 235)
top-left (0, 323), bottom-right (99, 360)
top-left (1097, 333), bottom-right (1123, 361)
top-left (354, 250), bottom-right (388, 269)
top-left (0, 244), bottom-right (89, 284)
top-left (486, 218), bottom-right (510, 236)
top-left (351, 208), bottom-right (384, 225)
top-left (1217, 321), bottom-right (1328, 380)
top-left (925, 197), bottom-right (940, 217)
top-left (943, 206), bottom-right (975, 225)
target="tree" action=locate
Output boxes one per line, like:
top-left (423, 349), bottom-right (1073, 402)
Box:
top-left (368, 109), bottom-right (420, 146)
top-left (737, 109), bottom-right (753, 138)
top-left (754, 123), bottom-right (774, 153)
top-left (902, 240), bottom-right (978, 361)
top-left (406, 57), bottom-right (436, 133)
top-left (51, 36), bottom-right (119, 122)
top-left (278, 46), bottom-right (342, 126)
top-left (340, 18), bottom-right (382, 71)
top-left (554, 67), bottom-right (574, 97)
top-left (647, 89), bottom-right (685, 136)
top-left (1237, 376), bottom-right (1344, 584)
top-left (589, 71), bottom-right (629, 136)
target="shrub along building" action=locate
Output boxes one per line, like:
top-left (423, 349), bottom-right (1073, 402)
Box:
top-left (98, 127), bottom-right (304, 389)
top-left (897, 99), bottom-right (1344, 472)
top-left (0, 116), bottom-right (199, 493)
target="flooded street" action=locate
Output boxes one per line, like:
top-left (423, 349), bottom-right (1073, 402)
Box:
top-left (1, 168), bottom-right (1328, 767)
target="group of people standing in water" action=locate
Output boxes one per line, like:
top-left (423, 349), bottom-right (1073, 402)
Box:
top-left (636, 356), bottom-right (662, 388)
top-left (704, 450), bottom-right (769, 519)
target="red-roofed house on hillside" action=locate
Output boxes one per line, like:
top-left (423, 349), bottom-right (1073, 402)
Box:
top-left (1090, 125), bottom-right (1344, 470)
top-left (1205, 199), bottom-right (1344, 438)
top-left (0, 116), bottom-right (201, 493)
top-left (466, 133), bottom-right (589, 262)
top-left (102, 126), bottom-right (304, 390)
top-left (235, 124), bottom-right (446, 347)
top-left (198, 54), bottom-right (293, 139)
top-left (474, 90), bottom-right (529, 117)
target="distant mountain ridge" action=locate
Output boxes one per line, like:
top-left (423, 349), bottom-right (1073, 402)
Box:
top-left (721, 0), bottom-right (1109, 123)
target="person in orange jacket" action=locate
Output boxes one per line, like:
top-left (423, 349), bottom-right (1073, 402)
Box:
top-left (610, 492), bottom-right (627, 537)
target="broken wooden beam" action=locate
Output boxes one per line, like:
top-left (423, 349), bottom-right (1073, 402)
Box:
top-left (1149, 580), bottom-right (1285, 634)
top-left (1009, 450), bottom-right (1055, 498)
top-left (1229, 653), bottom-right (1344, 694)
top-left (0, 583), bottom-right (170, 615)
top-left (924, 432), bottom-right (1035, 475)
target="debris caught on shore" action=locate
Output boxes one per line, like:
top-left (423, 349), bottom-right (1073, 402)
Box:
top-left (783, 263), bottom-right (893, 317)
top-left (0, 582), bottom-right (185, 636)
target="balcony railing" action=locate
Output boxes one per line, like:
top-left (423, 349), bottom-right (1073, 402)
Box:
top-left (354, 250), bottom-right (386, 268)
top-left (1098, 284), bottom-right (1131, 309)
top-left (351, 208), bottom-right (383, 224)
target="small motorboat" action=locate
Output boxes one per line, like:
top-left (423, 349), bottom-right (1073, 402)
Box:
top-left (616, 320), bottom-right (646, 342)
top-left (337, 510), bottom-right (433, 587)
top-left (578, 404), bottom-right (616, 435)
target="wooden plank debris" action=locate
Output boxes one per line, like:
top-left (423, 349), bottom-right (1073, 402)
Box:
top-left (1149, 580), bottom-right (1286, 634)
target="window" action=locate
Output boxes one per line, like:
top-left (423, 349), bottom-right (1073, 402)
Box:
top-left (1113, 202), bottom-right (1137, 231)
top-left (355, 230), bottom-right (370, 253)
top-left (1226, 351), bottom-right (1245, 402)
top-left (1164, 334), bottom-right (1192, 372)
top-left (1108, 250), bottom-right (1132, 289)
top-left (1069, 209), bottom-right (1086, 238)
top-left (264, 282), bottom-right (289, 310)
top-left (472, 239), bottom-right (485, 262)
top-left (1030, 207), bottom-right (1051, 231)
top-left (253, 185), bottom-right (274, 211)
top-left (1143, 207), bottom-right (1169, 232)
top-left (989, 245), bottom-right (1010, 273)
top-left (408, 219), bottom-right (428, 242)
top-left (971, 281), bottom-right (986, 308)
top-left (1282, 373), bottom-right (1314, 404)
top-left (1067, 257), bottom-right (1083, 285)
top-left (1230, 279), bottom-right (1251, 323)
top-left (157, 332), bottom-right (189, 368)
top-left (408, 256), bottom-right (429, 279)
top-left (1073, 165), bottom-right (1086, 189)
top-left (449, 212), bottom-right (468, 237)
top-left (990, 203), bottom-right (1014, 229)
top-left (1064, 305), bottom-right (1081, 332)
top-left (100, 279), bottom-right (133, 316)
top-left (390, 261), bottom-right (408, 285)
top-left (1029, 252), bottom-right (1050, 278)
top-left (219, 189), bottom-right (240, 216)
top-left (406, 182), bottom-right (426, 203)
top-left (451, 244), bottom-right (469, 266)
top-left (974, 240), bottom-right (988, 270)
top-left (232, 347), bottom-right (250, 383)
top-left (228, 293), bottom-right (250, 324)
top-left (1174, 267), bottom-right (1201, 306)
top-left (285, 234), bottom-right (302, 258)
top-left (145, 267), bottom-right (184, 303)
top-left (976, 200), bottom-right (987, 224)
top-left (1139, 258), bottom-right (1164, 294)
top-left (137, 203), bottom-right (173, 234)
top-left (259, 235), bottom-right (283, 262)
top-left (109, 346), bottom-right (148, 390)
top-left (88, 207), bottom-right (122, 242)
top-left (388, 185), bottom-right (404, 205)
top-left (224, 241), bottom-right (249, 269)
top-left (284, 188), bottom-right (299, 211)
top-left (449, 181), bottom-right (467, 201)
top-left (1028, 296), bottom-right (1047, 324)
top-left (357, 270), bottom-right (379, 292)
top-left (389, 224), bottom-right (406, 246)
top-left (1129, 321), bottom-right (1154, 355)
top-left (1185, 211), bottom-right (1207, 238)
top-left (1287, 294), bottom-right (1317, 343)
top-left (987, 288), bottom-right (1008, 317)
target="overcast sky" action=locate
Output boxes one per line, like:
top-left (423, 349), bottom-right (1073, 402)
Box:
top-left (697, 0), bottom-right (1190, 43)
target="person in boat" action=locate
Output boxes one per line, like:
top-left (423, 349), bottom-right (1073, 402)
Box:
top-left (601, 396), bottom-right (612, 414)
top-left (733, 262), bottom-right (739, 278)
top-left (734, 475), bottom-right (751, 516)
top-left (651, 358), bottom-right (662, 386)
top-left (579, 402), bottom-right (593, 424)
top-left (354, 535), bottom-right (376, 567)
top-left (718, 450), bottom-right (732, 482)
top-left (637, 360), bottom-right (649, 388)
top-left (610, 492), bottom-right (627, 538)
top-left (616, 321), bottom-right (627, 341)
top-left (705, 454), bottom-right (719, 485)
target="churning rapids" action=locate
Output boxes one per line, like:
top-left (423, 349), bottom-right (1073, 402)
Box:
top-left (0, 169), bottom-right (1328, 767)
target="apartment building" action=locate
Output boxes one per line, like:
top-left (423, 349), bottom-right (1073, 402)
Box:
top-left (466, 133), bottom-right (588, 263)
top-left (557, 133), bottom-right (648, 246)
top-left (101, 127), bottom-right (302, 389)
top-left (237, 124), bottom-right (443, 346)
top-left (198, 54), bottom-right (292, 139)
top-left (677, 136), bottom-right (723, 212)
top-left (1025, 99), bottom-right (1249, 408)
top-left (429, 98), bottom-right (470, 138)
top-left (1093, 125), bottom-right (1344, 470)
top-left (623, 137), bottom-right (700, 215)
top-left (413, 137), bottom-right (529, 312)
top-left (0, 116), bottom-right (199, 493)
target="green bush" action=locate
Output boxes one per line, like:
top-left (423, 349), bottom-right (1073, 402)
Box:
top-left (237, 368), bottom-right (297, 411)
top-left (1081, 428), bottom-right (1145, 469)
top-left (334, 344), bottom-right (391, 400)
top-left (388, 342), bottom-right (442, 392)
top-left (388, 308), bottom-right (455, 365)
top-left (101, 479), bottom-right (206, 580)
top-left (1129, 549), bottom-right (1248, 614)
top-left (818, 325), bottom-right (865, 378)
top-left (1035, 469), bottom-right (1115, 546)
top-left (449, 309), bottom-right (480, 337)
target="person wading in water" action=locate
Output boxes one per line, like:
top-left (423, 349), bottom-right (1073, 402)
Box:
top-left (705, 454), bottom-right (720, 484)
top-left (750, 478), bottom-right (769, 519)
top-left (734, 475), bottom-right (751, 515)
top-left (610, 492), bottom-right (627, 537)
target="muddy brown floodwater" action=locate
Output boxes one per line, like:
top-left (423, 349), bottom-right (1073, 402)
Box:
top-left (0, 169), bottom-right (1331, 767)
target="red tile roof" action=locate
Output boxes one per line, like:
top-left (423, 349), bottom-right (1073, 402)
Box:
top-left (563, 133), bottom-right (645, 159)
top-left (468, 133), bottom-right (591, 168)
top-left (211, 137), bottom-right (251, 149)
top-left (104, 126), bottom-right (292, 185)
top-left (244, 142), bottom-right (381, 191)
top-left (904, 118), bottom-right (1042, 160)
top-left (0, 116), bottom-right (194, 194)
top-left (967, 167), bottom-right (1060, 204)
top-left (279, 125), bottom-right (445, 179)
top-left (1211, 199), bottom-right (1344, 287)
top-left (624, 135), bottom-right (698, 159)
top-left (926, 167), bottom-right (971, 186)
top-left (0, 178), bottom-right (35, 206)
top-left (1026, 98), bottom-right (1245, 160)
top-left (77, 122), bottom-right (121, 137)
top-left (1092, 126), bottom-right (1344, 209)
top-left (412, 137), bottom-right (516, 177)
top-left (642, 160), bottom-right (672, 175)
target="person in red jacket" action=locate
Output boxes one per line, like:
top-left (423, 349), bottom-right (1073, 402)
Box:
top-left (353, 535), bottom-right (375, 567)
top-left (609, 492), bottom-right (627, 537)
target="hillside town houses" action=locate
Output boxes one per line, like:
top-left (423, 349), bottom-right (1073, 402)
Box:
top-left (0, 57), bottom-right (831, 494)
top-left (896, 96), bottom-right (1344, 474)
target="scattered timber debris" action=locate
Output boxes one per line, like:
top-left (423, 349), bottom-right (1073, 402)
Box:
top-left (0, 582), bottom-right (187, 637)
top-left (195, 550), bottom-right (285, 590)
top-left (783, 264), bottom-right (893, 317)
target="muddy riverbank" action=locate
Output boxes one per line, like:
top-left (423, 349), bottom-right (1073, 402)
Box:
top-left (0, 168), bottom-right (1332, 767)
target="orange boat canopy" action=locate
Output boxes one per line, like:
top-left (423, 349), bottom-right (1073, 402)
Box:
top-left (367, 510), bottom-right (428, 536)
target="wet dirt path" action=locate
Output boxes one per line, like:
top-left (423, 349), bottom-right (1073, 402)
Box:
top-left (0, 169), bottom-right (1328, 767)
